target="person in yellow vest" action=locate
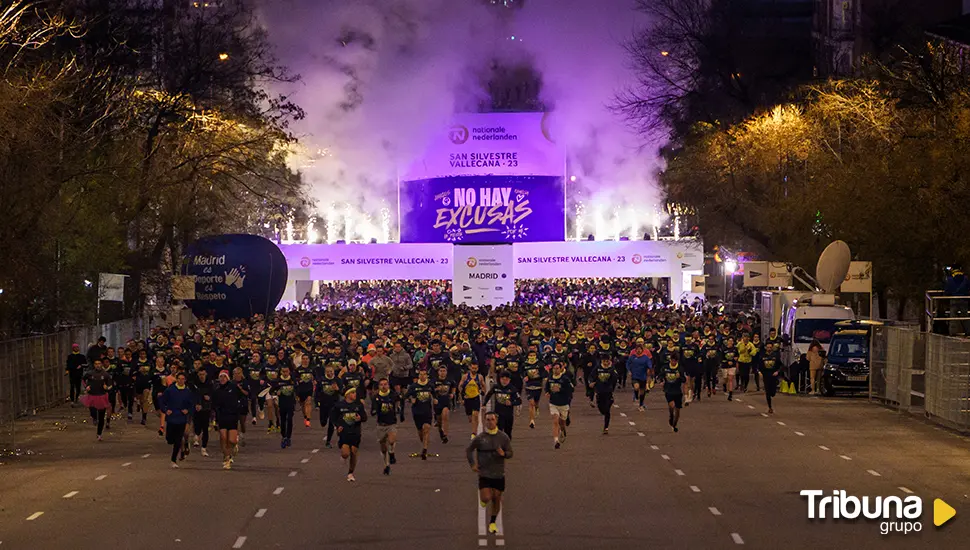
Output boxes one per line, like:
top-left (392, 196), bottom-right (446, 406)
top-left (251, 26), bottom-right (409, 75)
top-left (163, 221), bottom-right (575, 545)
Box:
top-left (460, 362), bottom-right (487, 440)
top-left (736, 333), bottom-right (757, 393)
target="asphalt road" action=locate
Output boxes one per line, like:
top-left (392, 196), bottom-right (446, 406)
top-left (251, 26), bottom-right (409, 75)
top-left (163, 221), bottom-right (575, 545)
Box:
top-left (1, 388), bottom-right (968, 549)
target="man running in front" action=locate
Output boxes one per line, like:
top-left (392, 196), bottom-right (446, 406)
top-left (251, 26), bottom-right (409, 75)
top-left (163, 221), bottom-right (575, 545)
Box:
top-left (467, 411), bottom-right (513, 536)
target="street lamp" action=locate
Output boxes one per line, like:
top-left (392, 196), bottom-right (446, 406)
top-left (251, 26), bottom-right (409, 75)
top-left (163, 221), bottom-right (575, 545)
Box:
top-left (218, 53), bottom-right (229, 62)
top-left (724, 259), bottom-right (738, 274)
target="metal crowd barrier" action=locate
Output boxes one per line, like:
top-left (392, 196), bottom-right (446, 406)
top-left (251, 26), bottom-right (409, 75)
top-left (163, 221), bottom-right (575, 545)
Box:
top-left (871, 326), bottom-right (969, 432)
top-left (0, 317), bottom-right (154, 450)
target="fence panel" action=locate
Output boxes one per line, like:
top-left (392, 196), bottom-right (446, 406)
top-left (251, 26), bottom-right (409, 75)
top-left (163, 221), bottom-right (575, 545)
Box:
top-left (924, 334), bottom-right (970, 432)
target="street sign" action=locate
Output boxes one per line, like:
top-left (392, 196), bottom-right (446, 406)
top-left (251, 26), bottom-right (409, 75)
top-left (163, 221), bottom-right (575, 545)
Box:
top-left (743, 261), bottom-right (769, 287)
top-left (841, 261), bottom-right (872, 293)
top-left (691, 275), bottom-right (706, 294)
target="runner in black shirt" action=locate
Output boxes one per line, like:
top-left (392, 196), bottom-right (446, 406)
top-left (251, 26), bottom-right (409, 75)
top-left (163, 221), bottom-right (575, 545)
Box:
top-left (544, 362), bottom-right (574, 449)
top-left (330, 387), bottom-right (367, 482)
top-left (371, 378), bottom-right (399, 475)
top-left (761, 342), bottom-right (782, 414)
top-left (663, 355), bottom-right (687, 432)
top-left (590, 356), bottom-right (617, 434)
top-left (405, 370), bottom-right (436, 460)
top-left (432, 366), bottom-right (456, 444)
top-left (315, 364), bottom-right (342, 448)
top-left (273, 366), bottom-right (297, 449)
top-left (483, 371), bottom-right (521, 439)
top-left (522, 352), bottom-right (545, 430)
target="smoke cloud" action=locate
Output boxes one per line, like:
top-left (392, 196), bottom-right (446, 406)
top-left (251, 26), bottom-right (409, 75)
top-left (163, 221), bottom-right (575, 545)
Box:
top-left (259, 0), bottom-right (662, 242)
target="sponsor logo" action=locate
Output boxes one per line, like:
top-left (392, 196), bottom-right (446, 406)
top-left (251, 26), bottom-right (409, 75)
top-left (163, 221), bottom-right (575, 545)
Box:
top-left (632, 254), bottom-right (642, 264)
top-left (449, 125), bottom-right (470, 145)
top-left (469, 272), bottom-right (498, 280)
top-left (299, 257), bottom-right (311, 268)
top-left (676, 252), bottom-right (684, 259)
top-left (495, 286), bottom-right (503, 291)
top-left (462, 285), bottom-right (472, 291)
top-left (801, 490), bottom-right (957, 535)
top-left (466, 257), bottom-right (478, 268)
top-left (501, 273), bottom-right (507, 279)
top-left (463, 295), bottom-right (473, 300)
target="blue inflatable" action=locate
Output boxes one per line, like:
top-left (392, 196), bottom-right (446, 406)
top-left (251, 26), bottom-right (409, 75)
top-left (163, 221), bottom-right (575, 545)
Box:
top-left (183, 234), bottom-right (287, 319)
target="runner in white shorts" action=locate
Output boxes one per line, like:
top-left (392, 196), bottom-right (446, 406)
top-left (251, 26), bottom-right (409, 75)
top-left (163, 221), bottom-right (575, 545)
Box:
top-left (543, 362), bottom-right (575, 449)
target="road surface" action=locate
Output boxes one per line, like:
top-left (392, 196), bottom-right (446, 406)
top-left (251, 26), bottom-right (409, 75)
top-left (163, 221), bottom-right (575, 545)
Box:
top-left (1, 390), bottom-right (967, 549)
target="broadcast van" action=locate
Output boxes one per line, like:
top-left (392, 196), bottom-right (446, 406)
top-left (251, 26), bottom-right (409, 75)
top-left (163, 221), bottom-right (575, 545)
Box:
top-left (777, 293), bottom-right (855, 370)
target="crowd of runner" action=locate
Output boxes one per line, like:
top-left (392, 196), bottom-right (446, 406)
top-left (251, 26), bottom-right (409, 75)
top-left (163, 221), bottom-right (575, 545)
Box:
top-left (287, 279), bottom-right (670, 310)
top-left (68, 302), bottom-right (785, 535)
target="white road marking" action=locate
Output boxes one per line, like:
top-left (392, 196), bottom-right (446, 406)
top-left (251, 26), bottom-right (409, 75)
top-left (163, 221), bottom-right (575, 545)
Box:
top-left (25, 512), bottom-right (43, 521)
top-left (690, 485), bottom-right (701, 493)
top-left (650, 445), bottom-right (659, 450)
top-left (675, 469), bottom-right (685, 476)
top-left (898, 486), bottom-right (913, 494)
top-left (818, 445), bottom-right (830, 451)
top-left (628, 421), bottom-right (636, 426)
top-left (620, 412), bottom-right (627, 417)
top-left (478, 496), bottom-right (487, 536)
top-left (496, 508), bottom-right (504, 536)
top-left (760, 413), bottom-right (768, 418)
top-left (273, 487), bottom-right (284, 495)
top-left (867, 470), bottom-right (881, 477)
top-left (794, 431), bottom-right (805, 436)
top-left (300, 458), bottom-right (309, 464)
top-left (613, 404), bottom-right (620, 409)
top-left (95, 475), bottom-right (107, 481)
top-left (288, 471), bottom-right (297, 477)
top-left (255, 509), bottom-right (267, 518)
top-left (311, 448), bottom-right (320, 454)
top-left (747, 405), bottom-right (755, 409)
top-left (776, 421), bottom-right (786, 426)
top-left (232, 536), bottom-right (247, 548)
top-left (141, 454), bottom-right (151, 458)
top-left (731, 533), bottom-right (744, 545)
top-left (478, 540), bottom-right (487, 547)
top-left (709, 507), bottom-right (722, 516)
top-left (736, 399), bottom-right (743, 402)
top-left (121, 462), bottom-right (132, 467)
top-left (62, 491), bottom-right (78, 499)
top-left (840, 455), bottom-right (852, 461)
top-left (637, 432), bottom-right (645, 437)
top-left (661, 454), bottom-right (671, 460)
top-left (496, 539), bottom-right (505, 547)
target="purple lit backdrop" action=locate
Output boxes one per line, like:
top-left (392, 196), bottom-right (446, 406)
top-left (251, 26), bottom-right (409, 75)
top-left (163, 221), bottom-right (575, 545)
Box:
top-left (401, 175), bottom-right (565, 243)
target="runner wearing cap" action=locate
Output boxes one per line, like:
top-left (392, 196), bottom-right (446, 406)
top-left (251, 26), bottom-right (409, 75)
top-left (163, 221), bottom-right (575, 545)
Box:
top-left (330, 386), bottom-right (367, 482)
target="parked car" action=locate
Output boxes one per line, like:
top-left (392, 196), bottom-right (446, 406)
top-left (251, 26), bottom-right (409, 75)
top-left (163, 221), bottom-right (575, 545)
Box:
top-left (821, 320), bottom-right (883, 396)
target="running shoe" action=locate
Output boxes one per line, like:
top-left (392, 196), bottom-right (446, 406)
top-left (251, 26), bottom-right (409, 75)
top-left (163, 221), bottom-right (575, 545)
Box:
top-left (304, 419), bottom-right (311, 428)
top-left (638, 406), bottom-right (645, 412)
top-left (140, 419), bottom-right (146, 425)
top-left (281, 439), bottom-right (286, 449)
top-left (193, 439), bottom-right (200, 448)
top-left (223, 460), bottom-right (231, 470)
top-left (157, 428), bottom-right (164, 436)
top-left (201, 448), bottom-right (209, 457)
top-left (442, 435), bottom-right (449, 444)
top-left (267, 425), bottom-right (274, 434)
top-left (97, 435), bottom-right (102, 442)
top-left (171, 463), bottom-right (179, 469)
top-left (105, 422), bottom-right (111, 431)
top-left (233, 443), bottom-right (239, 454)
top-left (480, 500), bottom-right (487, 508)
top-left (565, 415), bottom-right (571, 426)
top-left (768, 408), bottom-right (774, 414)
top-left (673, 426), bottom-right (679, 433)
top-left (421, 450), bottom-right (428, 460)
top-left (251, 418), bottom-right (257, 426)
top-left (529, 421), bottom-right (535, 429)
top-left (470, 433), bottom-right (476, 441)
top-left (383, 466), bottom-right (390, 476)
top-left (602, 428), bottom-right (609, 435)
top-left (488, 523), bottom-right (498, 534)
top-left (554, 441), bottom-right (561, 449)
top-left (389, 453), bottom-right (396, 464)
top-left (347, 473), bottom-right (356, 482)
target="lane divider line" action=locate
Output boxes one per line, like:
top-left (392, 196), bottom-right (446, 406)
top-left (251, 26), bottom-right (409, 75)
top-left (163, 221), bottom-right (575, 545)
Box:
top-left (496, 539), bottom-right (505, 547)
top-left (776, 422), bottom-right (786, 426)
top-left (26, 512), bottom-right (44, 521)
top-left (747, 405), bottom-right (755, 410)
top-left (289, 471), bottom-right (297, 477)
top-left (794, 431), bottom-right (805, 436)
top-left (675, 469), bottom-right (685, 476)
top-left (637, 432), bottom-right (645, 437)
top-left (300, 458), bottom-right (309, 464)
top-left (628, 421), bottom-right (636, 426)
top-left (620, 412), bottom-right (627, 417)
top-left (731, 533), bottom-right (744, 545)
top-left (273, 487), bottom-right (285, 495)
top-left (95, 475), bottom-right (107, 481)
top-left (255, 509), bottom-right (267, 518)
top-left (232, 536), bottom-right (247, 548)
top-left (898, 487), bottom-right (913, 494)
top-left (62, 491), bottom-right (78, 499)
top-left (141, 454), bottom-right (151, 458)
top-left (840, 455), bottom-right (852, 461)
top-left (661, 454), bottom-right (671, 460)
top-left (867, 470), bottom-right (881, 477)
top-left (311, 449), bottom-right (320, 454)
top-left (690, 485), bottom-right (701, 493)
top-left (121, 462), bottom-right (132, 467)
top-left (760, 413), bottom-right (769, 418)
top-left (650, 445), bottom-right (659, 450)
top-left (478, 540), bottom-right (487, 547)
top-left (709, 507), bottom-right (722, 516)
top-left (818, 445), bottom-right (830, 451)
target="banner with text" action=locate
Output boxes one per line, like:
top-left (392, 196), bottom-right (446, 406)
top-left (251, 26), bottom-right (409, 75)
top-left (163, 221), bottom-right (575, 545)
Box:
top-left (278, 243), bottom-right (453, 281)
top-left (403, 112), bottom-right (562, 181)
top-left (512, 241), bottom-right (703, 279)
top-left (401, 175), bottom-right (565, 243)
top-left (452, 245), bottom-right (515, 308)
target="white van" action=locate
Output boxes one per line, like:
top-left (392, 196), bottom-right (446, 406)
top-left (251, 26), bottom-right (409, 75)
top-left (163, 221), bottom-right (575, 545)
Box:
top-left (779, 294), bottom-right (855, 368)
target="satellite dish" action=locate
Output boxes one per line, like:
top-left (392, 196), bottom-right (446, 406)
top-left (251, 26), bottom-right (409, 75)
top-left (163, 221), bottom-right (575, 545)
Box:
top-left (816, 240), bottom-right (851, 293)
